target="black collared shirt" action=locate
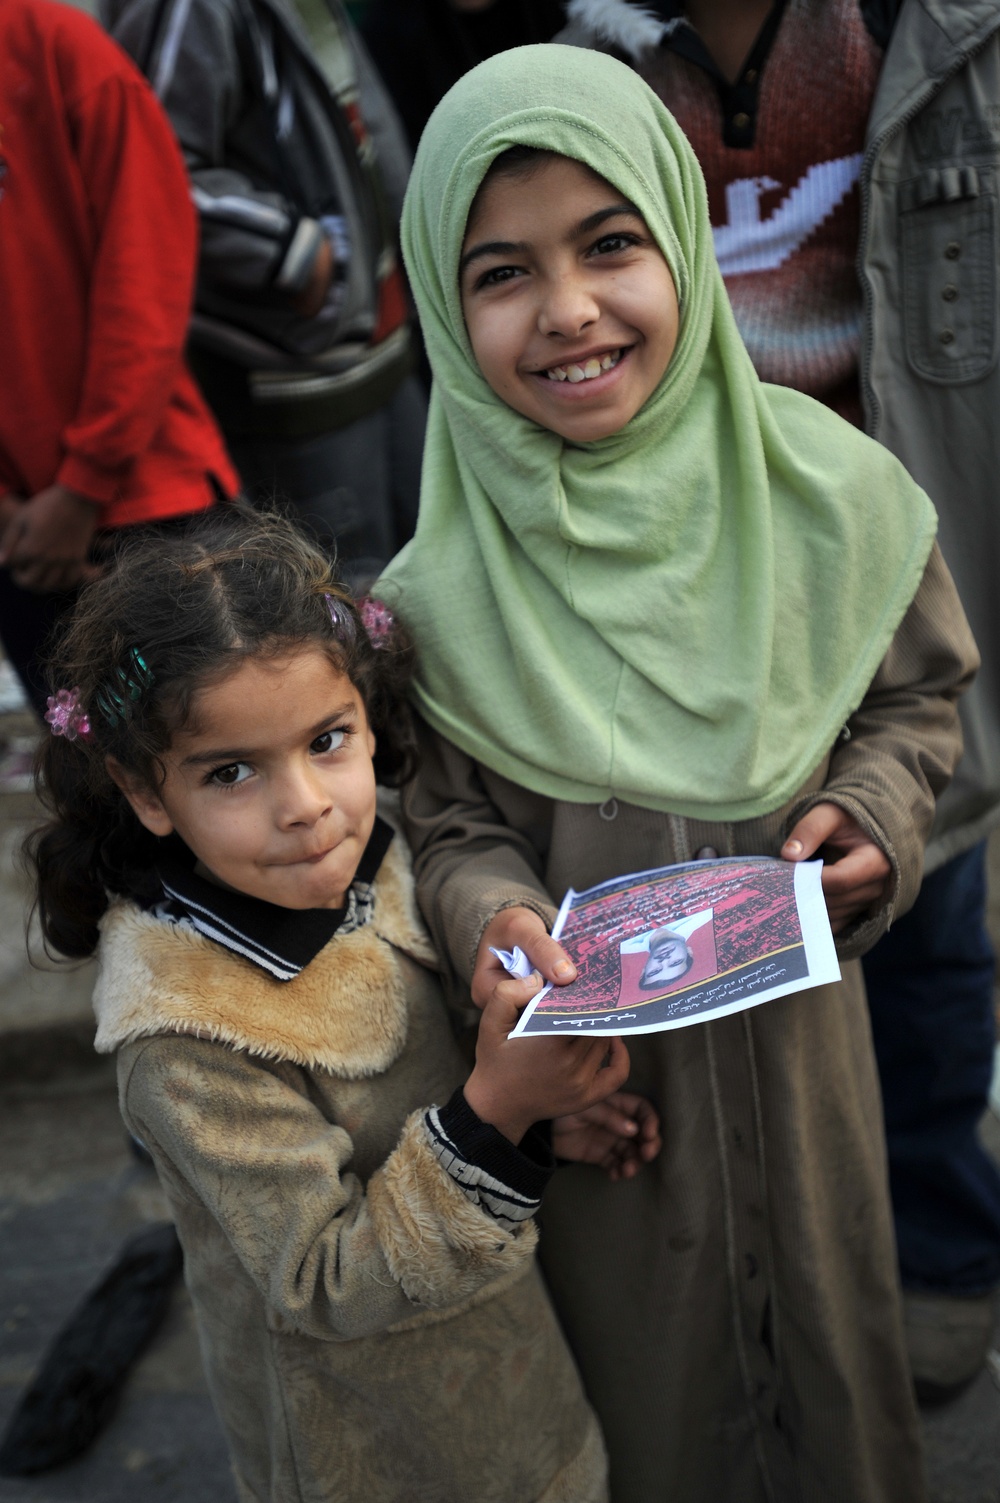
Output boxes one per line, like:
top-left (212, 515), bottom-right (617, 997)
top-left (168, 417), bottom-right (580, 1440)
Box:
top-left (145, 817), bottom-right (395, 982)
top-left (640, 0), bottom-right (899, 149)
top-left (645, 0), bottom-right (789, 148)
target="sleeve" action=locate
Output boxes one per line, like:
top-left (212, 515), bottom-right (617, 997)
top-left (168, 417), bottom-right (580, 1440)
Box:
top-left (55, 69), bottom-right (202, 503)
top-left (784, 541), bottom-right (979, 957)
top-left (112, 0), bottom-right (327, 299)
top-left (402, 721), bottom-right (559, 985)
top-left (120, 1034), bottom-right (542, 1341)
top-left (423, 1088), bottom-right (554, 1232)
top-left (348, 22), bottom-right (410, 224)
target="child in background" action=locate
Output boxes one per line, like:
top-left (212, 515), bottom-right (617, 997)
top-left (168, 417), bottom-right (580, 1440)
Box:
top-left (378, 46), bottom-right (979, 1503)
top-left (28, 506), bottom-right (647, 1503)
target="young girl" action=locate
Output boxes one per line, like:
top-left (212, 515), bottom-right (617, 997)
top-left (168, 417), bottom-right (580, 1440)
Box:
top-left (29, 506), bottom-right (643, 1503)
top-left (377, 45), bottom-right (980, 1503)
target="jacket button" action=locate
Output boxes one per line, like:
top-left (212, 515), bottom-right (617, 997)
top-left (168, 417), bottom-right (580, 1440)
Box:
top-left (695, 846), bottom-right (719, 859)
top-left (733, 112), bottom-right (749, 129)
top-left (940, 329), bottom-right (955, 344)
top-left (942, 284), bottom-right (959, 301)
top-left (944, 241), bottom-right (961, 259)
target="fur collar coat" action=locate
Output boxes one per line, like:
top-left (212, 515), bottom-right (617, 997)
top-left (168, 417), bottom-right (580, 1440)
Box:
top-left (94, 837), bottom-right (606, 1503)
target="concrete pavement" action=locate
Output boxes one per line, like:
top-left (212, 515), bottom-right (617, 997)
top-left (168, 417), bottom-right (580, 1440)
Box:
top-left (0, 702), bottom-right (235, 1502)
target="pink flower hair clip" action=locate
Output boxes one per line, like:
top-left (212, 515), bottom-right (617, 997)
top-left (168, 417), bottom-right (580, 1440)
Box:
top-left (359, 597), bottom-right (395, 649)
top-left (44, 687), bottom-right (91, 742)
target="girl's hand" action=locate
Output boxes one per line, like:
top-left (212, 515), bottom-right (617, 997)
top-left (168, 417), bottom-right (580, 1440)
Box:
top-left (781, 801), bottom-right (891, 935)
top-left (553, 1092), bottom-right (662, 1181)
top-left (463, 973), bottom-right (630, 1146)
top-left (472, 906), bottom-right (577, 1011)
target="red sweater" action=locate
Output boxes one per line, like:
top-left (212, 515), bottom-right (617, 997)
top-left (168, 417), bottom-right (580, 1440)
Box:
top-left (0, 0), bottom-right (238, 527)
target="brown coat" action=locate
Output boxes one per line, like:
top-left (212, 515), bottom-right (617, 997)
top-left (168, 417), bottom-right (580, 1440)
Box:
top-left (92, 837), bottom-right (607, 1503)
top-left (402, 544), bottom-right (978, 1503)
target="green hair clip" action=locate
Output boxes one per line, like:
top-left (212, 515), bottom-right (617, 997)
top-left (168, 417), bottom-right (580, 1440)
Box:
top-left (95, 648), bottom-right (153, 728)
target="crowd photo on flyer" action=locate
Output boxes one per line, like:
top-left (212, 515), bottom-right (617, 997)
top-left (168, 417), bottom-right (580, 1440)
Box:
top-left (1, 2), bottom-right (999, 1502)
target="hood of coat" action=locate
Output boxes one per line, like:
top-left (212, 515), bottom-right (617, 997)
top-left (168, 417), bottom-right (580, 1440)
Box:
top-left (560, 0), bottom-right (674, 57)
top-left (92, 837), bottom-right (439, 1078)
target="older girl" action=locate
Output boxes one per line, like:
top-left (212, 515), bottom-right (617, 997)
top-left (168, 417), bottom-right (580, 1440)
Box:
top-left (378, 44), bottom-right (978, 1503)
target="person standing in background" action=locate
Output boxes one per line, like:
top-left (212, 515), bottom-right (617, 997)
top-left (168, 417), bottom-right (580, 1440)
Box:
top-left (560, 0), bottom-right (1000, 1401)
top-left (0, 0), bottom-right (238, 719)
top-left (362, 0), bottom-right (566, 153)
top-left (105, 0), bottom-right (424, 591)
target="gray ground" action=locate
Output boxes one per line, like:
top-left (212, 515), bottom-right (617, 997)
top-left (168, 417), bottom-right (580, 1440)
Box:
top-left (1, 700), bottom-right (999, 1502)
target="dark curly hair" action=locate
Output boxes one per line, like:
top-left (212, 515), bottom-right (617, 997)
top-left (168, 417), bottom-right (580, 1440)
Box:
top-left (27, 504), bottom-right (415, 960)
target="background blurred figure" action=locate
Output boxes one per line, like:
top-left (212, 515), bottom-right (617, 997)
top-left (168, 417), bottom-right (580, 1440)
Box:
top-left (560, 0), bottom-right (1000, 1401)
top-left (0, 0), bottom-right (238, 722)
top-left (106, 0), bottom-right (424, 591)
top-left (362, 0), bottom-right (566, 153)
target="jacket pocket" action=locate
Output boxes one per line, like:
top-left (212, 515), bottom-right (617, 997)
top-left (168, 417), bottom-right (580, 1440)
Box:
top-left (900, 168), bottom-right (998, 383)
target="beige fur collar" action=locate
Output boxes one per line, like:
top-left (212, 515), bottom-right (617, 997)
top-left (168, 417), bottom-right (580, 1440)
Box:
top-left (92, 837), bottom-right (439, 1077)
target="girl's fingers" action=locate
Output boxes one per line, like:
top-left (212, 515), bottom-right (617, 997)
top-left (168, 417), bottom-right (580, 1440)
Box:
top-left (625, 1095), bottom-right (662, 1141)
top-left (570, 1098), bottom-right (640, 1137)
top-left (821, 846), bottom-right (891, 894)
top-left (480, 974), bottom-right (543, 1034)
top-left (500, 911), bottom-right (576, 984)
top-left (827, 883), bottom-right (887, 912)
top-left (474, 909), bottom-right (575, 1008)
top-left (518, 932), bottom-right (576, 985)
top-left (783, 805), bottom-right (891, 933)
top-left (592, 1037), bottom-right (630, 1095)
top-left (781, 802), bottom-right (842, 861)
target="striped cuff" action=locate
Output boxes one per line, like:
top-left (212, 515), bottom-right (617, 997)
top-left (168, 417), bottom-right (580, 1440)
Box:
top-left (424, 1089), bottom-right (554, 1232)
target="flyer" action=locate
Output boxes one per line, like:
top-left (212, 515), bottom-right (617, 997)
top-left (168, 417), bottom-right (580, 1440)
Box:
top-left (507, 856), bottom-right (840, 1038)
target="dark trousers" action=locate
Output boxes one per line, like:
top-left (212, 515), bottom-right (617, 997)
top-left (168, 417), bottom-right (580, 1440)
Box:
top-left (0, 508), bottom-right (220, 719)
top-left (227, 375), bottom-right (426, 593)
top-left (863, 842), bottom-right (1000, 1294)
top-left (0, 570), bottom-right (71, 718)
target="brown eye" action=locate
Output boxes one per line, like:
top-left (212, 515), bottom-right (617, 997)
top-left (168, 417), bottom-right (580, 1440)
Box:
top-left (591, 232), bottom-right (639, 257)
top-left (474, 264), bottom-right (522, 291)
top-left (210, 761), bottom-right (251, 788)
top-left (311, 729), bottom-right (347, 754)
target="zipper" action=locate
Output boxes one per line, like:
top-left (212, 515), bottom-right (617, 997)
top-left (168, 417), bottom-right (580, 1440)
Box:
top-left (858, 10), bottom-right (1000, 438)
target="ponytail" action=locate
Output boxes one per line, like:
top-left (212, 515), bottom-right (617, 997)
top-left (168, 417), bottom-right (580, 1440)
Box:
top-left (28, 725), bottom-right (160, 959)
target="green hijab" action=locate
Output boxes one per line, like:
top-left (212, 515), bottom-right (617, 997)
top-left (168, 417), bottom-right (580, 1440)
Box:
top-left (378, 45), bottom-right (936, 821)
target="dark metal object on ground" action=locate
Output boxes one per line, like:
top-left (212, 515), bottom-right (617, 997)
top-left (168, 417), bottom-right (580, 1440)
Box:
top-left (0, 1221), bottom-right (183, 1475)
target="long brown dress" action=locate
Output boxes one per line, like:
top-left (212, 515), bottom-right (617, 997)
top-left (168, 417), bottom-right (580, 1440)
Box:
top-left (403, 544), bottom-right (977, 1503)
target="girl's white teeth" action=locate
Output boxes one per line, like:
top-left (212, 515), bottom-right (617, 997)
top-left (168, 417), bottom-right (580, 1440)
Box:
top-left (546, 350), bottom-right (621, 382)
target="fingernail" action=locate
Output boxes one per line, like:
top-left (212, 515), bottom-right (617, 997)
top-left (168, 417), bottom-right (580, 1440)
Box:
top-left (785, 839), bottom-right (803, 857)
top-left (554, 960), bottom-right (575, 978)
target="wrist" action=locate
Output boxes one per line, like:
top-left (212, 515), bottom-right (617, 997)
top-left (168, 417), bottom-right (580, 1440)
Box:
top-left (462, 1072), bottom-right (532, 1147)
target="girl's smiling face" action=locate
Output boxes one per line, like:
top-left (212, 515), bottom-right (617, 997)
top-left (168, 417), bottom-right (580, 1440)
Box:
top-left (116, 648), bottom-right (377, 910)
top-left (460, 154), bottom-right (680, 443)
